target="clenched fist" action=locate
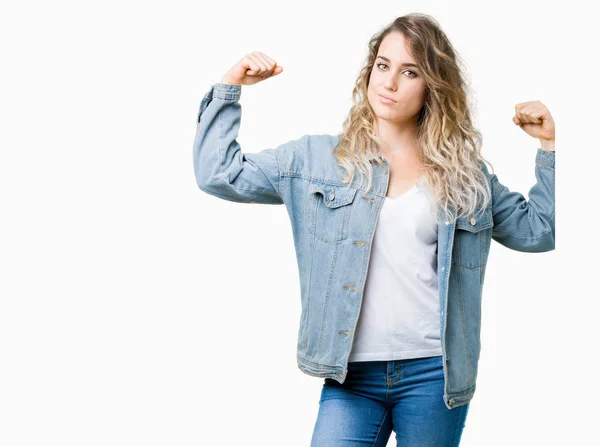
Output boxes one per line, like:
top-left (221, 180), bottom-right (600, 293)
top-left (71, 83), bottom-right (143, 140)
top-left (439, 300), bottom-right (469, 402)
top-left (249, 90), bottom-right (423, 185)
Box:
top-left (220, 51), bottom-right (283, 86)
top-left (512, 101), bottom-right (555, 151)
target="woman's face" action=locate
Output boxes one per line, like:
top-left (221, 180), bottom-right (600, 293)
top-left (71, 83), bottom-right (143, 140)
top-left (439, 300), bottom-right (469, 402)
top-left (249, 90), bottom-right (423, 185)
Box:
top-left (367, 31), bottom-right (427, 127)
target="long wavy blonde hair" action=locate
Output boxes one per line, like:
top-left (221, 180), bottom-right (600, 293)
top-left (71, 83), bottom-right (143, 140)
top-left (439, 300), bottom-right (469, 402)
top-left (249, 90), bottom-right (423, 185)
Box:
top-left (334, 13), bottom-right (494, 224)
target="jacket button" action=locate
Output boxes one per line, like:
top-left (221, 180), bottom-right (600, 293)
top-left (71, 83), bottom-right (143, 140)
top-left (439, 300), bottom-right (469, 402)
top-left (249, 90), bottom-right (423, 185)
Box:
top-left (469, 217), bottom-right (476, 225)
top-left (329, 190), bottom-right (335, 201)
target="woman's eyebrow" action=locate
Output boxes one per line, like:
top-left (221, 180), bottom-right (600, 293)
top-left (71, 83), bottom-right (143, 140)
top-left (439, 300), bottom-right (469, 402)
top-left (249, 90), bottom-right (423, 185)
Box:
top-left (376, 55), bottom-right (419, 68)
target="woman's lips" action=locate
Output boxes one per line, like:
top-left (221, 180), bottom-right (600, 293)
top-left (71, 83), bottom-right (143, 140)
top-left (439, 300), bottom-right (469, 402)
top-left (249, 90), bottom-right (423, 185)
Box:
top-left (379, 94), bottom-right (396, 104)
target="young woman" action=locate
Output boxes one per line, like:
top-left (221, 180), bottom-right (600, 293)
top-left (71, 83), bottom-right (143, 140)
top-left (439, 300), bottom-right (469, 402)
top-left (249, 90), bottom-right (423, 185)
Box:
top-left (193, 13), bottom-right (555, 447)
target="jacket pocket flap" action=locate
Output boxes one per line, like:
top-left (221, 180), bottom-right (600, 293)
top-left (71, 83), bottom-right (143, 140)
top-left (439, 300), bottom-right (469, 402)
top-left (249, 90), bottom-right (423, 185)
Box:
top-left (308, 183), bottom-right (358, 208)
top-left (455, 208), bottom-right (493, 232)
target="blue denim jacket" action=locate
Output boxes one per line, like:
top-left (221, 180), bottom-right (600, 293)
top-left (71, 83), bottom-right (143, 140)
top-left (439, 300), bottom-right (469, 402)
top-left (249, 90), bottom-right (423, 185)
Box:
top-left (193, 83), bottom-right (555, 409)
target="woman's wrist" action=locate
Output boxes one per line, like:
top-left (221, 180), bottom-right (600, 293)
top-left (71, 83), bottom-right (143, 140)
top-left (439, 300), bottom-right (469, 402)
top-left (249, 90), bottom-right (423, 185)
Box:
top-left (539, 139), bottom-right (555, 152)
top-left (220, 77), bottom-right (242, 85)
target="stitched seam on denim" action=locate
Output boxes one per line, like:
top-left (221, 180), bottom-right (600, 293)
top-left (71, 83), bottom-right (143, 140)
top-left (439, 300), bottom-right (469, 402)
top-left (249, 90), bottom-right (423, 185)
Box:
top-left (442, 220), bottom-right (455, 406)
top-left (217, 104), bottom-right (225, 186)
top-left (235, 143), bottom-right (301, 194)
top-left (282, 171), bottom-right (380, 192)
top-left (457, 258), bottom-right (472, 383)
top-left (448, 383), bottom-right (476, 397)
top-left (274, 149), bottom-right (282, 196)
top-left (212, 84), bottom-right (241, 101)
top-left (479, 229), bottom-right (484, 269)
top-left (492, 227), bottom-right (552, 240)
top-left (493, 182), bottom-right (506, 202)
top-left (536, 160), bottom-right (555, 169)
top-left (214, 94), bottom-right (237, 100)
top-left (297, 355), bottom-right (339, 370)
top-left (291, 175), bottom-right (381, 198)
top-left (303, 206), bottom-right (317, 352)
top-left (450, 405), bottom-right (463, 445)
top-left (451, 263), bottom-right (485, 271)
top-left (372, 409), bottom-right (391, 447)
top-left (212, 90), bottom-right (239, 101)
top-left (316, 241), bottom-right (340, 356)
top-left (536, 149), bottom-right (555, 169)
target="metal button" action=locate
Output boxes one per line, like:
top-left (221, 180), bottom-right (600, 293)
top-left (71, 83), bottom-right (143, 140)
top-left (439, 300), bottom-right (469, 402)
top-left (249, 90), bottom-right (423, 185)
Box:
top-left (469, 217), bottom-right (476, 226)
top-left (329, 189), bottom-right (335, 201)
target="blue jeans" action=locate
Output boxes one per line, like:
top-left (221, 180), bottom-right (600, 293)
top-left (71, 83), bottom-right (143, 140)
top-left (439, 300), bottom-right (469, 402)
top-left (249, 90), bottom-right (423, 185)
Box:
top-left (310, 355), bottom-right (470, 446)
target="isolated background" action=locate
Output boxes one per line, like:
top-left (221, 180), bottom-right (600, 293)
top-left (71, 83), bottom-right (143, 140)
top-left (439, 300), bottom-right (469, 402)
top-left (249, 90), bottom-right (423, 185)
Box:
top-left (1, 0), bottom-right (596, 446)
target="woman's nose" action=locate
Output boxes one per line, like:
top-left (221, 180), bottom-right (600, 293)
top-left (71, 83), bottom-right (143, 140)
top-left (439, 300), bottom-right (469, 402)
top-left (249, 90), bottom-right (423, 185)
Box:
top-left (383, 79), bottom-right (397, 90)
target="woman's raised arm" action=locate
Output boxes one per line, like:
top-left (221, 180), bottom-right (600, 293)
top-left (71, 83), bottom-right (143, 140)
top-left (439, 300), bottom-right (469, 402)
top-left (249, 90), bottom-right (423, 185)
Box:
top-left (193, 52), bottom-right (302, 204)
top-left (484, 100), bottom-right (556, 252)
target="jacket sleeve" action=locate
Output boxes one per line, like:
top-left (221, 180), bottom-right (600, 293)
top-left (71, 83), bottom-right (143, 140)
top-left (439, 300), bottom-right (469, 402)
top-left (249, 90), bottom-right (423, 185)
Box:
top-left (482, 148), bottom-right (555, 252)
top-left (193, 82), bottom-right (303, 204)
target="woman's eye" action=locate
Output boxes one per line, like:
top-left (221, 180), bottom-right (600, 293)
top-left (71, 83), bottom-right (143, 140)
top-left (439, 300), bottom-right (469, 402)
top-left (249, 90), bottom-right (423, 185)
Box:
top-left (376, 63), bottom-right (417, 78)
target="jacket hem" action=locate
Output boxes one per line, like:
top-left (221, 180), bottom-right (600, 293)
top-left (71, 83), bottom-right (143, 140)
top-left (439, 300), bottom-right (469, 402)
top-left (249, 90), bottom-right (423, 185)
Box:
top-left (297, 354), bottom-right (344, 379)
top-left (444, 383), bottom-right (476, 410)
top-left (298, 354), bottom-right (476, 410)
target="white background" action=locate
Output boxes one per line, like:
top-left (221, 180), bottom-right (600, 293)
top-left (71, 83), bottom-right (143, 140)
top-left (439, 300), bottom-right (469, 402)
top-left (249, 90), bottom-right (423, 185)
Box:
top-left (1, 0), bottom-right (597, 446)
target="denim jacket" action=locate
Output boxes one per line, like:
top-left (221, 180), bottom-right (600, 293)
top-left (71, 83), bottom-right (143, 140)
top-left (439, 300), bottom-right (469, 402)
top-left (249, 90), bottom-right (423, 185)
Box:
top-left (193, 82), bottom-right (556, 409)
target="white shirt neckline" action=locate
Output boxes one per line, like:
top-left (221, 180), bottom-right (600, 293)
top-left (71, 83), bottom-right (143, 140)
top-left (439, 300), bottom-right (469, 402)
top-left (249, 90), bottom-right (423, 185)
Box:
top-left (385, 175), bottom-right (425, 201)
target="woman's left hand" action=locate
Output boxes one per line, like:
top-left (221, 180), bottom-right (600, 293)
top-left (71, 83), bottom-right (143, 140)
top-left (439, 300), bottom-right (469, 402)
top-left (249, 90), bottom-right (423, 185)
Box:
top-left (512, 101), bottom-right (555, 146)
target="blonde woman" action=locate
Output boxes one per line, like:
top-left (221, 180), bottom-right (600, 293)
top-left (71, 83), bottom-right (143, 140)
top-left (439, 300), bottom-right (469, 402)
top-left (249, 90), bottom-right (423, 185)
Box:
top-left (193, 13), bottom-right (555, 446)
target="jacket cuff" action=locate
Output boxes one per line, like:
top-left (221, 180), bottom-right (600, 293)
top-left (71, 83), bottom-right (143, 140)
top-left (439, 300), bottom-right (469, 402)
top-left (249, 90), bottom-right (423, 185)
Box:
top-left (536, 147), bottom-right (555, 169)
top-left (212, 83), bottom-right (242, 101)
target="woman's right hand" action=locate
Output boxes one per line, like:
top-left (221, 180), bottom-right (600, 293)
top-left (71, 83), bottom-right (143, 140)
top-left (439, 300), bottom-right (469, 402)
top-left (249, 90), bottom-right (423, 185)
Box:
top-left (220, 51), bottom-right (283, 86)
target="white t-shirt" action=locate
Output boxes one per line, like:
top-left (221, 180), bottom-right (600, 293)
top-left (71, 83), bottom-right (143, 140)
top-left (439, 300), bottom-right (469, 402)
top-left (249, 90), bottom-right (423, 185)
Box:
top-left (348, 175), bottom-right (442, 362)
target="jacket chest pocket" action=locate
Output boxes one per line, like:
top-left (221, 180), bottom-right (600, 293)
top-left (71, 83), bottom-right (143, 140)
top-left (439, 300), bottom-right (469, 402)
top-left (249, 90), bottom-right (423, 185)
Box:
top-left (452, 208), bottom-right (494, 269)
top-left (307, 182), bottom-right (358, 243)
